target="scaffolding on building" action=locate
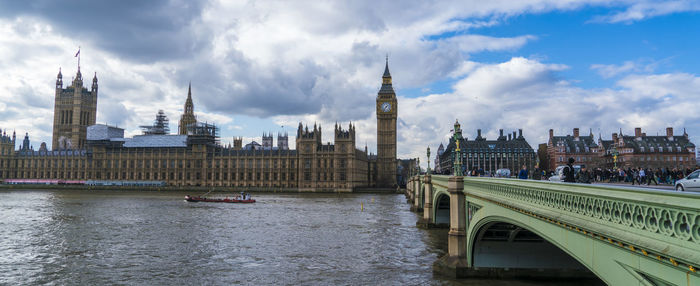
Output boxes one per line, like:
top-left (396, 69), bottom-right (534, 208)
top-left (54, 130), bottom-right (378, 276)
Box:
top-left (140, 110), bottom-right (170, 135)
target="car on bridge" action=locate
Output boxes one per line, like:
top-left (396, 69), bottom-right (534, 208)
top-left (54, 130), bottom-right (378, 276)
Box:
top-left (675, 169), bottom-right (699, 192)
top-left (548, 165), bottom-right (583, 182)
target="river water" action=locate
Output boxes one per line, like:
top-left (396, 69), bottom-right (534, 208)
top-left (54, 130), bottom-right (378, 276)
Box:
top-left (0, 190), bottom-right (590, 285)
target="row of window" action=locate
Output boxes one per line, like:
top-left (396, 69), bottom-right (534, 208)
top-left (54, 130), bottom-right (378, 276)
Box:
top-left (2, 158), bottom-right (298, 169)
top-left (303, 158), bottom-right (347, 169)
top-left (3, 170), bottom-right (299, 182)
top-left (558, 155), bottom-right (696, 163)
top-left (302, 172), bottom-right (346, 181)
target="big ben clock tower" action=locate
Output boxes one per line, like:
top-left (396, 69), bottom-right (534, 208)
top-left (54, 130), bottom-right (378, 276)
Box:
top-left (376, 57), bottom-right (397, 187)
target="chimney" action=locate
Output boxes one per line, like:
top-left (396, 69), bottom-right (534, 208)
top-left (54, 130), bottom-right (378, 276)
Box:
top-left (549, 129), bottom-right (554, 139)
top-left (518, 129), bottom-right (523, 138)
top-left (499, 129), bottom-right (503, 137)
top-left (508, 134), bottom-right (512, 141)
top-left (477, 129), bottom-right (482, 138)
top-left (573, 128), bottom-right (579, 138)
top-left (512, 131), bottom-right (517, 139)
top-left (612, 133), bottom-right (618, 142)
top-left (635, 127), bottom-right (642, 137)
top-left (666, 127), bottom-right (673, 137)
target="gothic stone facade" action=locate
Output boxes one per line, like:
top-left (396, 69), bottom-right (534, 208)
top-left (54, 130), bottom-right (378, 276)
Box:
top-left (375, 58), bottom-right (397, 187)
top-left (0, 61), bottom-right (399, 191)
top-left (52, 68), bottom-right (98, 150)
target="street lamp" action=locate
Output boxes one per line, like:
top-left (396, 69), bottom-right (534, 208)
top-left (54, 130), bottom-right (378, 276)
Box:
top-left (427, 146), bottom-right (431, 175)
top-left (611, 146), bottom-right (619, 169)
top-left (452, 119), bottom-right (463, 176)
top-left (417, 157), bottom-right (420, 175)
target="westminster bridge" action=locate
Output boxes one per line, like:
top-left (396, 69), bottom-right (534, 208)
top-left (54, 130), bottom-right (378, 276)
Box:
top-left (406, 174), bottom-right (700, 285)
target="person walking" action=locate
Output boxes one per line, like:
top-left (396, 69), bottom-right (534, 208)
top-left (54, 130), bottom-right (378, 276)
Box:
top-left (647, 168), bottom-right (658, 185)
top-left (576, 166), bottom-right (592, 184)
top-left (518, 165), bottom-right (528, 180)
top-left (533, 165), bottom-right (542, 180)
top-left (563, 158), bottom-right (576, 183)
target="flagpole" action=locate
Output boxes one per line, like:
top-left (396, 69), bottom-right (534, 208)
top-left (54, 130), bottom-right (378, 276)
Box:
top-left (75, 46), bottom-right (81, 70)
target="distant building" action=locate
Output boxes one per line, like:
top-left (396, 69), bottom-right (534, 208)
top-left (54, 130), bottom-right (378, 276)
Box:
top-left (397, 158), bottom-right (417, 188)
top-left (376, 57), bottom-right (398, 187)
top-left (178, 83), bottom-right (196, 135)
top-left (433, 143), bottom-right (444, 174)
top-left (544, 127), bottom-right (696, 171)
top-left (51, 67), bottom-right (98, 150)
top-left (0, 58), bottom-right (405, 190)
top-left (20, 133), bottom-right (31, 151)
top-left (439, 128), bottom-right (536, 175)
top-left (243, 141), bottom-right (262, 150)
top-left (597, 127), bottom-right (696, 169)
top-left (140, 110), bottom-right (170, 135)
top-left (546, 128), bottom-right (599, 170)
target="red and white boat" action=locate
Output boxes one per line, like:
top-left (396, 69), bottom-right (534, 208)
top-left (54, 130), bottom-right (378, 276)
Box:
top-left (184, 195), bottom-right (255, 203)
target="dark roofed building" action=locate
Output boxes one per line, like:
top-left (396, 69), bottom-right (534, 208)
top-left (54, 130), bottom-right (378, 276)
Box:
top-left (546, 128), bottom-right (600, 171)
top-left (597, 127), bottom-right (696, 169)
top-left (439, 128), bottom-right (536, 176)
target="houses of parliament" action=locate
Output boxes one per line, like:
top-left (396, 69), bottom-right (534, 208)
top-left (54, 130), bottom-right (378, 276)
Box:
top-left (0, 59), bottom-right (399, 191)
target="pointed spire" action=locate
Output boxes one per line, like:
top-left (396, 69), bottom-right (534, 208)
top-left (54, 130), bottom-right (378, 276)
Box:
top-left (383, 54), bottom-right (391, 78)
top-left (184, 82), bottom-right (194, 115)
top-left (57, 67), bottom-right (62, 78)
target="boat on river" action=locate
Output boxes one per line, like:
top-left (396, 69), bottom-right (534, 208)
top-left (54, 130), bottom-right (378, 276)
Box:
top-left (184, 195), bottom-right (255, 203)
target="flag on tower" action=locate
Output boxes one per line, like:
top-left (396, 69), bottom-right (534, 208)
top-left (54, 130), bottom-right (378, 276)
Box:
top-left (75, 48), bottom-right (80, 57)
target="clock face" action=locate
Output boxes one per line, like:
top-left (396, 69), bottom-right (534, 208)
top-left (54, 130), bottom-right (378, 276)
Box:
top-left (381, 102), bottom-right (391, 112)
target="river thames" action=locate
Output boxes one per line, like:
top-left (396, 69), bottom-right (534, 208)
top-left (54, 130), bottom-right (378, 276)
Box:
top-left (1, 190), bottom-right (596, 285)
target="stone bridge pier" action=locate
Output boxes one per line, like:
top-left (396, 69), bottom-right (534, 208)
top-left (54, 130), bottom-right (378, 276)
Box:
top-left (411, 176), bottom-right (422, 212)
top-left (417, 174), bottom-right (434, 228)
top-left (405, 177), bottom-right (413, 203)
top-left (433, 176), bottom-right (469, 275)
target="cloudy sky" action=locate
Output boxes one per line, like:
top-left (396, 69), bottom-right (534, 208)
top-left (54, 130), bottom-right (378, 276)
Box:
top-left (0, 0), bottom-right (698, 168)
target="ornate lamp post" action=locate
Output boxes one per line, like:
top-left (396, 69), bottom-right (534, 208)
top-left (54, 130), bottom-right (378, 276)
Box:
top-left (452, 119), bottom-right (463, 176)
top-left (417, 158), bottom-right (420, 175)
top-left (611, 146), bottom-right (619, 169)
top-left (427, 146), bottom-right (431, 174)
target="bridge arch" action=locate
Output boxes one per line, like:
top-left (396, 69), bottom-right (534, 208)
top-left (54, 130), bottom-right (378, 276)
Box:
top-left (433, 189), bottom-right (450, 225)
top-left (431, 175), bottom-right (700, 285)
top-left (469, 216), bottom-right (595, 273)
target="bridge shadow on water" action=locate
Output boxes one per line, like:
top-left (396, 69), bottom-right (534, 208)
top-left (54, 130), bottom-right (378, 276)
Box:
top-left (419, 218), bottom-right (605, 285)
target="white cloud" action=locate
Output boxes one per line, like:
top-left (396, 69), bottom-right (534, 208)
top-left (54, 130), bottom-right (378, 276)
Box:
top-left (590, 61), bottom-right (638, 78)
top-left (0, 1), bottom-right (698, 170)
top-left (387, 57), bottom-right (700, 168)
top-left (590, 58), bottom-right (666, 78)
top-left (591, 0), bottom-right (700, 23)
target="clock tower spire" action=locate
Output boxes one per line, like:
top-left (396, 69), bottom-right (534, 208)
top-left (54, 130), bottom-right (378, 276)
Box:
top-left (376, 56), bottom-right (397, 187)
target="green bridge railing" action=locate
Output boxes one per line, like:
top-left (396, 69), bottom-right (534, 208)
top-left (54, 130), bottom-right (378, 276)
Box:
top-left (414, 175), bottom-right (700, 275)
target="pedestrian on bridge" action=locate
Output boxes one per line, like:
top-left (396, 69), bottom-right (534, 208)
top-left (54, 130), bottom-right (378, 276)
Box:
top-left (563, 158), bottom-right (576, 183)
top-left (518, 165), bottom-right (528, 180)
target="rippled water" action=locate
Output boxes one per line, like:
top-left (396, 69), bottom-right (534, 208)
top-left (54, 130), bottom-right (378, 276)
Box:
top-left (0, 190), bottom-right (590, 285)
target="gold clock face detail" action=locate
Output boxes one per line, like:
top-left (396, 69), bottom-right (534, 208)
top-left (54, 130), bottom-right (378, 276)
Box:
top-left (381, 102), bottom-right (391, 112)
